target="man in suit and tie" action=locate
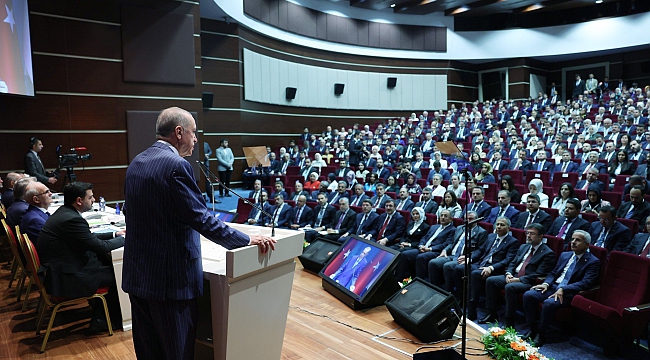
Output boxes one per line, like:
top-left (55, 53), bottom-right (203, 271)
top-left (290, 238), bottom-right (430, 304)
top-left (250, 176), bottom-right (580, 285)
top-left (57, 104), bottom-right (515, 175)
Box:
top-left (246, 190), bottom-right (272, 226)
top-left (370, 184), bottom-right (389, 209)
top-left (123, 107), bottom-right (274, 360)
top-left (600, 141), bottom-right (617, 163)
top-left (412, 152), bottom-right (428, 171)
top-left (374, 200), bottom-right (406, 246)
top-left (38, 182), bottom-right (126, 334)
top-left (546, 199), bottom-right (590, 246)
top-left (395, 210), bottom-right (456, 281)
top-left (625, 215), bottom-right (650, 256)
top-left (5, 177), bottom-right (35, 229)
top-left (1, 172), bottom-right (22, 209)
top-left (349, 184), bottom-right (369, 207)
top-left (490, 152), bottom-right (508, 174)
top-left (270, 180), bottom-right (289, 200)
top-left (482, 223), bottom-right (556, 327)
top-left (304, 192), bottom-right (337, 242)
top-left (348, 131), bottom-right (364, 166)
top-left (414, 187), bottom-right (439, 214)
top-left (340, 199), bottom-right (379, 242)
top-left (513, 194), bottom-right (552, 233)
top-left (576, 167), bottom-right (606, 192)
top-left (329, 246), bottom-right (371, 292)
top-left (532, 152), bottom-right (554, 174)
top-left (289, 195), bottom-right (313, 229)
top-left (577, 151), bottom-right (605, 174)
top-left (266, 194), bottom-right (292, 228)
top-left (328, 181), bottom-right (350, 206)
top-left (19, 181), bottom-right (53, 244)
top-left (395, 187), bottom-right (415, 212)
top-left (572, 74), bottom-right (586, 99)
top-left (23, 137), bottom-right (57, 185)
top-left (553, 151), bottom-right (579, 175)
top-left (487, 143), bottom-right (507, 162)
top-left (299, 158), bottom-right (315, 181)
top-left (290, 182), bottom-right (311, 202)
top-left (589, 205), bottom-right (632, 252)
top-left (427, 161), bottom-right (451, 183)
top-left (461, 187), bottom-right (491, 219)
top-left (523, 230), bottom-right (600, 347)
top-left (248, 179), bottom-right (263, 203)
top-left (508, 150), bottom-right (533, 175)
top-left (317, 197), bottom-right (357, 242)
top-left (373, 158), bottom-right (390, 180)
top-left (486, 190), bottom-right (520, 224)
top-left (616, 186), bottom-right (650, 224)
top-left (420, 132), bottom-right (435, 157)
top-left (335, 160), bottom-right (351, 178)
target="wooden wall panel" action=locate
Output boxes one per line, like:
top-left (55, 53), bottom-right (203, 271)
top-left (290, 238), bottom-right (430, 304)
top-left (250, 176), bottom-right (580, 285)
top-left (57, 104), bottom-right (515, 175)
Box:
top-left (202, 61), bottom-right (241, 84)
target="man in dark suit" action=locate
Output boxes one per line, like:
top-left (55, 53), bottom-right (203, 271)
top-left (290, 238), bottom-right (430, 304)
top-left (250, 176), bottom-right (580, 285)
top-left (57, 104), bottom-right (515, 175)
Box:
top-left (490, 152), bottom-right (508, 174)
top-left (482, 223), bottom-right (556, 327)
top-left (123, 107), bottom-right (274, 360)
top-left (270, 180), bottom-right (289, 200)
top-left (396, 209), bottom-right (456, 281)
top-left (532, 152), bottom-right (554, 173)
top-left (1, 172), bottom-right (22, 209)
top-left (266, 194), bottom-right (292, 228)
top-left (37, 182), bottom-right (125, 334)
top-left (414, 187), bottom-right (439, 214)
top-left (395, 187), bottom-right (414, 212)
top-left (290, 182), bottom-right (311, 202)
top-left (5, 177), bottom-right (34, 229)
top-left (340, 199), bottom-right (379, 242)
top-left (428, 211), bottom-right (488, 288)
top-left (616, 186), bottom-right (650, 224)
top-left (589, 205), bottom-right (632, 253)
top-left (546, 199), bottom-right (590, 246)
top-left (372, 158), bottom-right (390, 180)
top-left (289, 195), bottom-right (313, 229)
top-left (576, 167), bottom-right (606, 192)
top-left (349, 184), bottom-right (369, 207)
top-left (553, 151), bottom-right (579, 175)
top-left (348, 131), bottom-right (364, 166)
top-left (513, 194), bottom-right (552, 233)
top-left (572, 74), bottom-right (586, 98)
top-left (370, 184), bottom-right (389, 209)
top-left (523, 230), bottom-right (600, 346)
top-left (461, 187), bottom-right (491, 220)
top-left (577, 152), bottom-right (605, 175)
top-left (304, 192), bottom-right (337, 243)
top-left (318, 197), bottom-right (357, 242)
top-left (248, 179), bottom-right (263, 203)
top-left (23, 137), bottom-right (57, 185)
top-left (374, 200), bottom-right (406, 246)
top-left (625, 215), bottom-right (650, 256)
top-left (463, 217), bottom-right (519, 320)
top-left (246, 191), bottom-right (272, 226)
top-left (508, 149), bottom-right (532, 175)
top-left (19, 181), bottom-right (53, 245)
top-left (335, 160), bottom-right (351, 178)
top-left (328, 181), bottom-right (350, 206)
top-left (486, 190), bottom-right (520, 224)
top-left (266, 152), bottom-right (281, 175)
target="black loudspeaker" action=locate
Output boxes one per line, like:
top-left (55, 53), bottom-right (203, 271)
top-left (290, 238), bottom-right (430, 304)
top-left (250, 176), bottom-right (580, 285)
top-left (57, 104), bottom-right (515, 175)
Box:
top-left (202, 92), bottom-right (214, 108)
top-left (387, 77), bottom-right (397, 88)
top-left (286, 87), bottom-right (297, 100)
top-left (385, 278), bottom-right (460, 343)
top-left (413, 349), bottom-right (466, 360)
top-left (334, 83), bottom-right (345, 96)
top-left (298, 238), bottom-right (340, 273)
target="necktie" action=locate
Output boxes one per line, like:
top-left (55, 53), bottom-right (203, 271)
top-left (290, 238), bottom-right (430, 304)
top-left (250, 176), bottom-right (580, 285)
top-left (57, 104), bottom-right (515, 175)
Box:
top-left (334, 211), bottom-right (346, 230)
top-left (451, 236), bottom-right (465, 260)
top-left (498, 207), bottom-right (505, 218)
top-left (517, 246), bottom-right (536, 277)
top-left (562, 162), bottom-right (568, 172)
top-left (357, 214), bottom-right (368, 233)
top-left (538, 162), bottom-right (542, 171)
top-left (374, 195), bottom-right (382, 207)
top-left (397, 201), bottom-right (404, 210)
top-left (625, 205), bottom-right (635, 219)
top-left (640, 239), bottom-right (650, 258)
top-left (329, 193), bottom-right (339, 205)
top-left (377, 215), bottom-right (392, 239)
top-left (582, 181), bottom-right (590, 190)
top-left (253, 191), bottom-right (259, 203)
top-left (480, 238), bottom-right (502, 267)
top-left (353, 196), bottom-right (361, 206)
top-left (525, 213), bottom-right (534, 227)
top-left (295, 206), bottom-right (303, 223)
top-left (316, 208), bottom-right (325, 227)
top-left (595, 228), bottom-right (608, 247)
top-left (557, 218), bottom-right (572, 238)
top-left (558, 255), bottom-right (577, 287)
top-left (273, 204), bottom-right (283, 225)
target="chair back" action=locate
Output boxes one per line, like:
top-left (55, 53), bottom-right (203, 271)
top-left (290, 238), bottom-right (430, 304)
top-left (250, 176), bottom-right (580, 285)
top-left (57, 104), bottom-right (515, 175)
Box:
top-left (588, 245), bottom-right (609, 281)
top-left (20, 234), bottom-right (47, 297)
top-left (2, 219), bottom-right (25, 270)
top-left (0, 202), bottom-right (5, 218)
top-left (595, 251), bottom-right (650, 311)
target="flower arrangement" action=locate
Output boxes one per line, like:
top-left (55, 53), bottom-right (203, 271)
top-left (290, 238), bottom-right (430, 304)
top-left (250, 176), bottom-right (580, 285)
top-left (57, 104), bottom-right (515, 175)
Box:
top-left (482, 326), bottom-right (553, 360)
top-left (399, 276), bottom-right (413, 288)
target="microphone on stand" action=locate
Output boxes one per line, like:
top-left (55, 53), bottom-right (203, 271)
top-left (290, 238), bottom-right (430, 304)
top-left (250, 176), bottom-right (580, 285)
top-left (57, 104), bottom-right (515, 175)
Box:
top-left (196, 161), bottom-right (276, 237)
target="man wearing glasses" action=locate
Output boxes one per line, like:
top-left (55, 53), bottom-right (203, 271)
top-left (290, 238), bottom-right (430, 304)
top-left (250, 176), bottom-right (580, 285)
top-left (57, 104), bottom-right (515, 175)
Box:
top-left (589, 205), bottom-right (631, 252)
top-left (20, 181), bottom-right (53, 244)
top-left (625, 215), bottom-right (650, 256)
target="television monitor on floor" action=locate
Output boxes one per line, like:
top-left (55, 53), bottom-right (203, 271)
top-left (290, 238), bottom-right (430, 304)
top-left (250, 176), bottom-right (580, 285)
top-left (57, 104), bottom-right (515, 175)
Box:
top-left (319, 236), bottom-right (400, 309)
top-left (208, 209), bottom-right (239, 223)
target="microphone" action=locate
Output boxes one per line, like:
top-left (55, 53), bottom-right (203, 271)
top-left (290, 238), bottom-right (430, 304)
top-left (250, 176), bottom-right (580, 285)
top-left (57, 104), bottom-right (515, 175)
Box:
top-left (195, 161), bottom-right (276, 237)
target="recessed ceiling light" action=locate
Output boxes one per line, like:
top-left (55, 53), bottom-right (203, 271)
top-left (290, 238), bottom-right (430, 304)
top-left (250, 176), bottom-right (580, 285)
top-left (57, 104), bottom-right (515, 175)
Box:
top-left (595, 0), bottom-right (603, 3)
top-left (451, 6), bottom-right (469, 14)
top-left (390, 3), bottom-right (396, 7)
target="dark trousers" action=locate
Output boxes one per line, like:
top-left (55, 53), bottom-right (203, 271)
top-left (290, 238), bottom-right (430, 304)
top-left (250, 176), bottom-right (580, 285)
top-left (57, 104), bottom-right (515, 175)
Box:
top-left (428, 256), bottom-right (454, 288)
top-left (522, 284), bottom-right (572, 333)
top-left (485, 275), bottom-right (532, 319)
top-left (218, 169), bottom-right (232, 195)
top-left (130, 295), bottom-right (199, 360)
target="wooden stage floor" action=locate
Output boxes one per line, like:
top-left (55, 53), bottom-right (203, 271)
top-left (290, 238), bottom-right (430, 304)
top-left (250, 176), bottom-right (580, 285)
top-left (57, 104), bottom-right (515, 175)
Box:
top-left (0, 259), bottom-right (489, 359)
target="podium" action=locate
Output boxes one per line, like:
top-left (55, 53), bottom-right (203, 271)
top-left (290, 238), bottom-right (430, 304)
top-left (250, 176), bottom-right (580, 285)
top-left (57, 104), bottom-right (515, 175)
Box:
top-left (111, 223), bottom-right (304, 360)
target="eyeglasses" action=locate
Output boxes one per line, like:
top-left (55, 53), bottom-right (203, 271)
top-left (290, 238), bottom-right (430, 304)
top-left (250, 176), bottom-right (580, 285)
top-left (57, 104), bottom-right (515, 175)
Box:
top-left (525, 232), bottom-right (540, 236)
top-left (37, 189), bottom-right (52, 196)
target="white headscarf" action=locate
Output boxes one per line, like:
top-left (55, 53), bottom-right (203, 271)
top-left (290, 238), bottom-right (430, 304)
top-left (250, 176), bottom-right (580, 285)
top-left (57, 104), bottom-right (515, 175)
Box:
top-left (409, 207), bottom-right (426, 235)
top-left (528, 178), bottom-right (544, 194)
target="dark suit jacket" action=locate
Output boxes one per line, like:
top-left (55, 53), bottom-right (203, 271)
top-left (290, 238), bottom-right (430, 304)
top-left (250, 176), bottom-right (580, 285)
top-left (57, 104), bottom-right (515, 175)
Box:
top-left (616, 200), bottom-right (650, 224)
top-left (505, 243), bottom-right (556, 285)
top-left (575, 179), bottom-right (606, 192)
top-left (625, 233), bottom-right (650, 255)
top-left (268, 203), bottom-right (292, 228)
top-left (589, 220), bottom-right (632, 252)
top-left (402, 222), bottom-right (431, 248)
top-left (544, 251), bottom-right (600, 296)
top-left (349, 194), bottom-right (369, 207)
top-left (471, 233), bottom-right (518, 273)
top-left (508, 159), bottom-right (532, 175)
top-left (290, 205), bottom-right (314, 227)
top-left (373, 167), bottom-right (390, 180)
top-left (553, 162), bottom-right (579, 174)
top-left (20, 205), bottom-right (49, 244)
top-left (290, 190), bottom-right (311, 202)
top-left (327, 209), bottom-right (357, 234)
top-left (546, 216), bottom-right (590, 244)
top-left (514, 210), bottom-right (553, 233)
top-left (578, 162), bottom-right (606, 174)
top-left (532, 160), bottom-right (554, 173)
top-left (415, 200), bottom-right (439, 214)
top-left (485, 205), bottom-right (520, 224)
top-left (370, 194), bottom-right (389, 209)
top-left (418, 224), bottom-right (456, 253)
top-left (23, 151), bottom-right (50, 183)
top-left (490, 160), bottom-right (508, 173)
top-left (462, 201), bottom-right (491, 219)
top-left (395, 198), bottom-right (414, 212)
top-left (247, 202), bottom-right (273, 225)
top-left (573, 79), bottom-right (586, 97)
top-left (6, 199), bottom-right (29, 228)
top-left (123, 141), bottom-right (250, 301)
top-left (444, 225), bottom-right (489, 255)
top-left (348, 139), bottom-right (363, 165)
top-left (312, 204), bottom-right (336, 228)
top-left (351, 212), bottom-right (379, 237)
top-left (327, 191), bottom-right (350, 205)
top-left (1, 188), bottom-right (14, 209)
top-left (36, 205), bottom-right (125, 298)
top-left (374, 212), bottom-right (406, 244)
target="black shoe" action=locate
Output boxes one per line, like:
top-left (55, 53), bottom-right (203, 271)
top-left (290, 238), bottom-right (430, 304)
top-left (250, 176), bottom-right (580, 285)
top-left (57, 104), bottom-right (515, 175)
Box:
top-left (225, 194), bottom-right (232, 197)
top-left (467, 303), bottom-right (477, 321)
top-left (478, 312), bottom-right (498, 324)
top-left (532, 334), bottom-right (545, 347)
top-left (85, 319), bottom-right (109, 336)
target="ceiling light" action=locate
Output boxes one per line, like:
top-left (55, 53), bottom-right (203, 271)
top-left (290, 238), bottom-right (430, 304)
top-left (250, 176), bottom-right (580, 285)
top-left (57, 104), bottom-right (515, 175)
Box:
top-left (390, 3), bottom-right (396, 7)
top-left (522, 3), bottom-right (544, 12)
top-left (595, 0), bottom-right (603, 3)
top-left (451, 6), bottom-right (469, 14)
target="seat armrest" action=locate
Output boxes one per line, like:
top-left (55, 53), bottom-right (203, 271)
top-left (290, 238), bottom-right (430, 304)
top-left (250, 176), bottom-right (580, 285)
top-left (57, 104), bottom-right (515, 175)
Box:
top-left (625, 302), bottom-right (650, 312)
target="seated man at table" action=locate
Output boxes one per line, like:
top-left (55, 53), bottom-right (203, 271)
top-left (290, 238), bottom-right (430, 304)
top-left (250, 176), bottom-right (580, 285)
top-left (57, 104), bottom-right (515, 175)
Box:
top-left (316, 197), bottom-right (357, 242)
top-left (20, 181), bottom-right (53, 244)
top-left (36, 182), bottom-right (126, 333)
top-left (303, 192), bottom-right (337, 243)
top-left (6, 177), bottom-right (35, 229)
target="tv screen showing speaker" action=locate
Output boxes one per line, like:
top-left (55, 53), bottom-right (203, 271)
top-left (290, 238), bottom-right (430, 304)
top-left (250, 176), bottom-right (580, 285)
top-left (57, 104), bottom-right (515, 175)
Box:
top-left (0, 0), bottom-right (34, 97)
top-left (319, 236), bottom-right (399, 302)
top-left (207, 209), bottom-right (239, 223)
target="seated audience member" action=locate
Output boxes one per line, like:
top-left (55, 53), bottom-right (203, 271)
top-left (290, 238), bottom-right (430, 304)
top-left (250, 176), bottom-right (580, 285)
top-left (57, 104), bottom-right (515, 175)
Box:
top-left (303, 172), bottom-right (321, 192)
top-left (270, 181), bottom-right (288, 200)
top-left (315, 197), bottom-right (357, 242)
top-left (311, 181), bottom-right (329, 200)
top-left (1, 172), bottom-right (23, 209)
top-left (508, 149), bottom-right (532, 175)
top-left (415, 187), bottom-right (439, 214)
top-left (521, 178), bottom-right (549, 208)
top-left (364, 173), bottom-right (379, 194)
top-left (37, 182), bottom-right (125, 333)
top-left (395, 210), bottom-right (456, 281)
top-left (547, 198), bottom-right (590, 245)
top-left (391, 207), bottom-right (430, 252)
top-left (490, 152), bottom-right (508, 174)
top-left (300, 159), bottom-right (315, 181)
top-left (350, 183), bottom-right (369, 207)
top-left (589, 205), bottom-right (631, 252)
top-left (427, 161), bottom-right (451, 183)
top-left (246, 191), bottom-right (272, 226)
top-left (6, 177), bottom-right (36, 228)
top-left (248, 179), bottom-right (263, 203)
top-left (607, 150), bottom-right (636, 185)
top-left (485, 190), bottom-right (520, 224)
top-left (447, 174), bottom-right (466, 199)
top-left (475, 163), bottom-right (496, 183)
top-left (395, 187), bottom-right (414, 212)
top-left (576, 167), bottom-right (607, 192)
top-left (385, 175), bottom-right (400, 193)
top-left (404, 173), bottom-right (422, 194)
top-left (577, 151), bottom-right (606, 175)
top-left (304, 192), bottom-right (337, 243)
top-left (290, 195), bottom-right (313, 229)
top-left (616, 185), bottom-right (650, 223)
top-left (580, 186), bottom-right (610, 214)
top-left (328, 181), bottom-right (350, 206)
top-left (553, 150), bottom-right (579, 175)
top-left (372, 158), bottom-right (390, 180)
top-left (339, 199), bottom-right (379, 242)
top-left (436, 190), bottom-right (463, 219)
top-left (370, 183), bottom-right (389, 209)
top-left (290, 181), bottom-right (311, 202)
top-left (265, 194), bottom-right (292, 228)
top-left (522, 230), bottom-right (600, 347)
top-left (550, 183), bottom-right (578, 215)
top-left (373, 200), bottom-right (406, 246)
top-left (326, 174), bottom-right (339, 191)
top-left (482, 223), bottom-right (556, 327)
top-left (461, 187), bottom-right (491, 219)
top-left (428, 211), bottom-right (487, 287)
top-left (625, 215), bottom-right (650, 256)
top-left (20, 181), bottom-right (53, 244)
top-left (464, 217), bottom-right (519, 320)
top-left (513, 194), bottom-right (552, 233)
top-left (355, 162), bottom-right (370, 182)
top-left (335, 160), bottom-right (351, 178)
top-left (500, 175), bottom-right (521, 204)
top-left (429, 174), bottom-right (446, 197)
top-left (622, 175), bottom-right (650, 202)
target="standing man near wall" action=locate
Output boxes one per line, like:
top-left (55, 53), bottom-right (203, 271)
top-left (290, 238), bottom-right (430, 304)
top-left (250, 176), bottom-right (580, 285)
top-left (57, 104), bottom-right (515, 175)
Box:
top-left (23, 137), bottom-right (57, 185)
top-left (123, 107), bottom-right (275, 360)
top-left (215, 138), bottom-right (234, 198)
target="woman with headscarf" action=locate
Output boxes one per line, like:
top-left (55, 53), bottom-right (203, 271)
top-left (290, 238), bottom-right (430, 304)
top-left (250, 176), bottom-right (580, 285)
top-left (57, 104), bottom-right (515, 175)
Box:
top-left (405, 173), bottom-right (422, 194)
top-left (391, 207), bottom-right (430, 253)
top-left (345, 170), bottom-right (357, 190)
top-left (312, 153), bottom-right (327, 168)
top-left (580, 185), bottom-right (611, 214)
top-left (521, 178), bottom-right (549, 207)
top-left (475, 162), bottom-right (495, 183)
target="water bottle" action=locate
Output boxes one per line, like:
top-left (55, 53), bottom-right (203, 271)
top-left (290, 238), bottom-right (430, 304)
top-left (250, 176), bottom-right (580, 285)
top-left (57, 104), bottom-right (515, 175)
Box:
top-left (99, 197), bottom-right (106, 212)
top-left (115, 203), bottom-right (121, 215)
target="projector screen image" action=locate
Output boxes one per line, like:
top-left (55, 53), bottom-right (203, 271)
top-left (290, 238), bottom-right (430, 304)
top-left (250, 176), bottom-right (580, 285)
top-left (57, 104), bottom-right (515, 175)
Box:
top-left (0, 0), bottom-right (34, 97)
top-left (320, 236), bottom-right (397, 300)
